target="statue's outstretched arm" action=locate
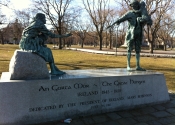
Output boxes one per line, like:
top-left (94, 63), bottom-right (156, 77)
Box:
top-left (55, 33), bottom-right (72, 38)
top-left (107, 20), bottom-right (120, 29)
top-left (106, 12), bottom-right (131, 29)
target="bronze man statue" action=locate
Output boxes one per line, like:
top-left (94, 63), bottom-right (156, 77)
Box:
top-left (19, 13), bottom-right (72, 75)
top-left (107, 0), bottom-right (152, 71)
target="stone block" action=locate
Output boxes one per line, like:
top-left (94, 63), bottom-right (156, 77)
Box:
top-left (8, 50), bottom-right (49, 80)
top-left (0, 68), bottom-right (170, 125)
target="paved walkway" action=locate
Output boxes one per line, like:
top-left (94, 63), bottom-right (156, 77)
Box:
top-left (66, 48), bottom-right (175, 58)
top-left (38, 92), bottom-right (175, 125)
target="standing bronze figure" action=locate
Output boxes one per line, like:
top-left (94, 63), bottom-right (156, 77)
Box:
top-left (107, 0), bottom-right (152, 71)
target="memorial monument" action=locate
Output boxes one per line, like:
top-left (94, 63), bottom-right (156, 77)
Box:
top-left (19, 13), bottom-right (72, 76)
top-left (2, 13), bottom-right (72, 80)
top-left (0, 5), bottom-right (170, 125)
top-left (107, 0), bottom-right (152, 71)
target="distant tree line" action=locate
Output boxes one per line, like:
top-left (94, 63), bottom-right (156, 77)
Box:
top-left (0, 0), bottom-right (175, 53)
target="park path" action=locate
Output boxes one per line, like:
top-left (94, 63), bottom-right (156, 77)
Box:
top-left (66, 48), bottom-right (175, 58)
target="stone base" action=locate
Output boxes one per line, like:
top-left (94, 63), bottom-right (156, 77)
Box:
top-left (0, 68), bottom-right (170, 125)
top-left (7, 50), bottom-right (49, 80)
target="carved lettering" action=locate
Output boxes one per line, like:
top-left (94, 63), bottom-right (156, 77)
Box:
top-left (44, 105), bottom-right (56, 110)
top-left (67, 103), bottom-right (76, 107)
top-left (39, 86), bottom-right (49, 91)
top-left (80, 100), bottom-right (100, 105)
top-left (58, 104), bottom-right (64, 108)
top-left (101, 103), bottom-right (111, 108)
top-left (77, 91), bottom-right (98, 97)
top-left (114, 80), bottom-right (127, 86)
top-left (138, 94), bottom-right (152, 98)
top-left (102, 80), bottom-right (127, 87)
top-left (109, 97), bottom-right (124, 102)
top-left (29, 105), bottom-right (56, 112)
top-left (74, 83), bottom-right (89, 89)
top-left (102, 99), bottom-right (107, 102)
top-left (52, 85), bottom-right (71, 91)
top-left (102, 81), bottom-right (112, 86)
top-left (102, 90), bottom-right (110, 94)
top-left (91, 105), bottom-right (99, 109)
top-left (130, 79), bottom-right (145, 85)
top-left (127, 96), bottom-right (136, 99)
top-left (114, 89), bottom-right (122, 93)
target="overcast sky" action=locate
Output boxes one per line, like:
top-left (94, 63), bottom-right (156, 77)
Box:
top-left (1, 0), bottom-right (117, 23)
top-left (1, 0), bottom-right (32, 19)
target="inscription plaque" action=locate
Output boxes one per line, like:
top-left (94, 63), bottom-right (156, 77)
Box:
top-left (0, 68), bottom-right (170, 125)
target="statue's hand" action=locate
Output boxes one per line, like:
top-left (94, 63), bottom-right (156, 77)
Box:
top-left (43, 44), bottom-right (47, 47)
top-left (55, 33), bottom-right (72, 38)
top-left (66, 33), bottom-right (72, 37)
top-left (106, 25), bottom-right (112, 29)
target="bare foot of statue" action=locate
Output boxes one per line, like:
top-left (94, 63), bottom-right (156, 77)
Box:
top-left (50, 63), bottom-right (66, 75)
top-left (136, 67), bottom-right (146, 71)
top-left (127, 66), bottom-right (132, 71)
top-left (54, 65), bottom-right (66, 74)
top-left (51, 70), bottom-right (66, 75)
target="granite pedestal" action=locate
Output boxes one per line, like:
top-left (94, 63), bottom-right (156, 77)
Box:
top-left (7, 50), bottom-right (49, 80)
top-left (0, 68), bottom-right (170, 125)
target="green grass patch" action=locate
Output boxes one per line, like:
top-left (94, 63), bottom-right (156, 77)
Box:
top-left (0, 44), bottom-right (175, 91)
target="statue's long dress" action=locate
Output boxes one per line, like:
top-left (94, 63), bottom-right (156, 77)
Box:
top-left (19, 20), bottom-right (56, 63)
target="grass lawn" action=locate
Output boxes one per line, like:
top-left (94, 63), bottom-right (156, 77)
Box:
top-left (0, 44), bottom-right (175, 92)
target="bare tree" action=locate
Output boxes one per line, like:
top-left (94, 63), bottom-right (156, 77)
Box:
top-left (106, 7), bottom-right (128, 49)
top-left (13, 9), bottom-right (37, 28)
top-left (106, 9), bottom-right (117, 49)
top-left (74, 18), bottom-right (90, 48)
top-left (157, 12), bottom-right (175, 51)
top-left (82, 0), bottom-right (112, 50)
top-left (116, 0), bottom-right (174, 53)
top-left (0, 0), bottom-right (9, 7)
top-left (0, 13), bottom-right (7, 44)
top-left (32, 0), bottom-right (77, 49)
top-left (145, 0), bottom-right (174, 53)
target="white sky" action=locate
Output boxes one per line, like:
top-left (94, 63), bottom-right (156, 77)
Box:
top-left (1, 0), bottom-right (117, 24)
top-left (1, 0), bottom-right (32, 20)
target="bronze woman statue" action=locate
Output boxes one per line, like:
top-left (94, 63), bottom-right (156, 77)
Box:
top-left (19, 13), bottom-right (72, 75)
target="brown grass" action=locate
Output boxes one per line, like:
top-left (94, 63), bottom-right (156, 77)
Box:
top-left (0, 44), bottom-right (175, 91)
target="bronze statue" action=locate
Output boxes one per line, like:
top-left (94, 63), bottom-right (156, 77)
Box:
top-left (107, 0), bottom-right (152, 71)
top-left (19, 13), bottom-right (72, 75)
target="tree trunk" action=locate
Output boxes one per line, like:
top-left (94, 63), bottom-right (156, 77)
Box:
top-left (58, 19), bottom-right (62, 49)
top-left (109, 37), bottom-right (112, 49)
top-left (149, 42), bottom-right (154, 53)
top-left (81, 40), bottom-right (84, 48)
top-left (59, 38), bottom-right (62, 49)
top-left (164, 44), bottom-right (167, 51)
top-left (1, 36), bottom-right (4, 45)
top-left (99, 35), bottom-right (103, 50)
top-left (109, 30), bottom-right (112, 49)
top-left (63, 39), bottom-right (65, 48)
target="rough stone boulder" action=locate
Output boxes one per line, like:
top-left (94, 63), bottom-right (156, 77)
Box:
top-left (9, 50), bottom-right (49, 80)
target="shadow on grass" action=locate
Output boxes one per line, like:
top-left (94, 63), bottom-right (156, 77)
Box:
top-left (55, 62), bottom-right (120, 70)
top-left (0, 59), bottom-right (10, 61)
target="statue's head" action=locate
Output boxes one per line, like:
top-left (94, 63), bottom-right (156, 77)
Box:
top-left (34, 13), bottom-right (46, 24)
top-left (130, 0), bottom-right (140, 10)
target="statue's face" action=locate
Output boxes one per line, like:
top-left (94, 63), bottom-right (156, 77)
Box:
top-left (41, 16), bottom-right (46, 24)
top-left (131, 3), bottom-right (140, 10)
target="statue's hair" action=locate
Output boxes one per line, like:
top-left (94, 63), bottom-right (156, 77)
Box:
top-left (34, 13), bottom-right (45, 21)
top-left (130, 0), bottom-right (139, 7)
